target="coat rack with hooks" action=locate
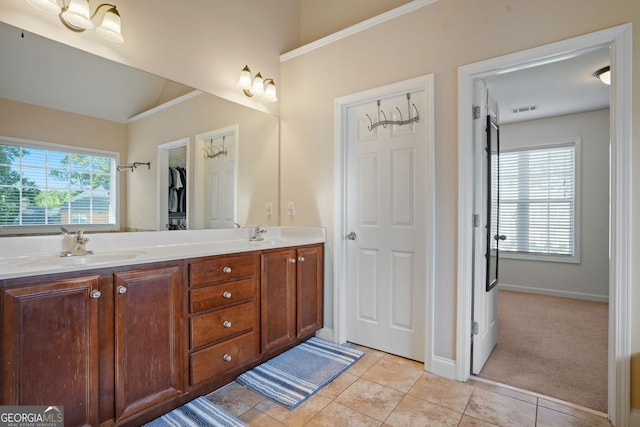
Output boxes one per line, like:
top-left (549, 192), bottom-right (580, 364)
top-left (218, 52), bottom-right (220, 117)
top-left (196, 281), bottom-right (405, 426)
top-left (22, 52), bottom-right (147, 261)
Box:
top-left (365, 93), bottom-right (419, 132)
top-left (117, 162), bottom-right (151, 172)
top-left (203, 136), bottom-right (228, 159)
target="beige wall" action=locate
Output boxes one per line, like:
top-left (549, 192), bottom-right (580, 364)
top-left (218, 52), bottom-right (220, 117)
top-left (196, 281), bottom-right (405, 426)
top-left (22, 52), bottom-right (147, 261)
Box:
top-left (0, 98), bottom-right (127, 228)
top-left (126, 93), bottom-right (279, 231)
top-left (280, 0), bottom-right (640, 367)
top-left (299, 0), bottom-right (412, 45)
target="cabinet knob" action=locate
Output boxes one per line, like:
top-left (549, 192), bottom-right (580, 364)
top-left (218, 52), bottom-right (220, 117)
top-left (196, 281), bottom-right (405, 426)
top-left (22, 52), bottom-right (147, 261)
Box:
top-left (117, 286), bottom-right (127, 294)
top-left (289, 258), bottom-right (296, 264)
top-left (90, 290), bottom-right (101, 299)
top-left (223, 354), bottom-right (232, 362)
top-left (298, 256), bottom-right (305, 262)
top-left (222, 266), bottom-right (232, 274)
top-left (223, 320), bottom-right (232, 328)
top-left (222, 291), bottom-right (232, 299)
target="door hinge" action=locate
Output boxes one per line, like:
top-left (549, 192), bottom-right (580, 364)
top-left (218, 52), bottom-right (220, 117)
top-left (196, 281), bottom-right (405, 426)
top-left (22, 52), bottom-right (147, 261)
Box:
top-left (472, 321), bottom-right (479, 335)
top-left (472, 214), bottom-right (480, 228)
top-left (472, 105), bottom-right (481, 120)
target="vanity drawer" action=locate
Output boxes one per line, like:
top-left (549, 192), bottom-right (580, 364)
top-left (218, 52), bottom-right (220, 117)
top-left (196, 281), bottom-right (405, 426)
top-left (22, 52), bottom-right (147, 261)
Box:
top-left (190, 301), bottom-right (256, 349)
top-left (189, 253), bottom-right (258, 287)
top-left (189, 278), bottom-right (256, 314)
top-left (190, 332), bottom-right (257, 385)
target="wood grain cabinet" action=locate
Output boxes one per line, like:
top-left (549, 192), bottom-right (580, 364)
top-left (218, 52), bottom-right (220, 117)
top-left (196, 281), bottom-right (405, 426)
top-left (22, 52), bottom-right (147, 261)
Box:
top-left (261, 244), bottom-right (324, 355)
top-left (1, 275), bottom-right (101, 427)
top-left (187, 252), bottom-right (260, 386)
top-left (113, 265), bottom-right (184, 424)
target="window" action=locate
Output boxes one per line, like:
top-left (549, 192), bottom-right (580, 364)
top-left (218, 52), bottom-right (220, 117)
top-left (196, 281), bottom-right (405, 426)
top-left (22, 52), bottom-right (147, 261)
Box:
top-left (0, 138), bottom-right (119, 233)
top-left (493, 141), bottom-right (579, 262)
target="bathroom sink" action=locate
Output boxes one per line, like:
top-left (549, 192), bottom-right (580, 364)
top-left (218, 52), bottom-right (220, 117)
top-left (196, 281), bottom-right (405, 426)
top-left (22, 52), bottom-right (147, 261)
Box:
top-left (0, 251), bottom-right (145, 270)
top-left (59, 250), bottom-right (145, 266)
top-left (248, 238), bottom-right (287, 247)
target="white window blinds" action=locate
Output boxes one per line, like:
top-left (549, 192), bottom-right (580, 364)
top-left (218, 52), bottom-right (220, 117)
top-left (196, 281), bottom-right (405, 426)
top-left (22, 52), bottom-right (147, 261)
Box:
top-left (0, 139), bottom-right (118, 232)
top-left (493, 143), bottom-right (576, 258)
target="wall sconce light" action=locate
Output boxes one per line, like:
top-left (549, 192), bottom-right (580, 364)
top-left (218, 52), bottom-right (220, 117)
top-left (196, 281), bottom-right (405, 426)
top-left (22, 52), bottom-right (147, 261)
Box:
top-left (237, 65), bottom-right (277, 102)
top-left (24, 0), bottom-right (124, 43)
top-left (593, 66), bottom-right (610, 85)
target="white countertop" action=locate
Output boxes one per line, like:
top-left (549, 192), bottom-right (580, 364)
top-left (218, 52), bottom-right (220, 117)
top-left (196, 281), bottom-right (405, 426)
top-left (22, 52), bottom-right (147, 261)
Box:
top-left (0, 227), bottom-right (325, 280)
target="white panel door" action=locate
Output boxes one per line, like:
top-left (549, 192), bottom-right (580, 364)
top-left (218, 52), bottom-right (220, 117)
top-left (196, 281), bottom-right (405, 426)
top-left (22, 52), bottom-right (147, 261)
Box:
top-left (346, 91), bottom-right (427, 362)
top-left (204, 134), bottom-right (236, 229)
top-left (472, 81), bottom-right (499, 374)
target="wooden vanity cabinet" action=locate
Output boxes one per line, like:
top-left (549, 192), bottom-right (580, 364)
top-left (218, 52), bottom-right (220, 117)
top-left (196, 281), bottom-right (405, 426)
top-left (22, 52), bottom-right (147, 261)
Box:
top-left (1, 275), bottom-right (101, 427)
top-left (261, 244), bottom-right (324, 355)
top-left (112, 265), bottom-right (184, 424)
top-left (187, 252), bottom-right (260, 387)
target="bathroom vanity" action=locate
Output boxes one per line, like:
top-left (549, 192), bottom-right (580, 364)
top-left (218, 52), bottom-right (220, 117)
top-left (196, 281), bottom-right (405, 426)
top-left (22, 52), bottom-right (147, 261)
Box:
top-left (0, 227), bottom-right (324, 426)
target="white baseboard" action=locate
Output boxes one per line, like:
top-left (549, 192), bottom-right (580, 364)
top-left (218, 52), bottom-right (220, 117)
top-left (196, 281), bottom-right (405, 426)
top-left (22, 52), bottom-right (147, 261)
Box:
top-left (429, 355), bottom-right (457, 380)
top-left (630, 409), bottom-right (640, 427)
top-left (315, 327), bottom-right (335, 343)
top-left (498, 283), bottom-right (609, 303)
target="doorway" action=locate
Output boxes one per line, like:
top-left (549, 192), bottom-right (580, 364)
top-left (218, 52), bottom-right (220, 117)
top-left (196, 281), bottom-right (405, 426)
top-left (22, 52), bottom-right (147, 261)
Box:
top-left (457, 24), bottom-right (632, 426)
top-left (157, 138), bottom-right (190, 231)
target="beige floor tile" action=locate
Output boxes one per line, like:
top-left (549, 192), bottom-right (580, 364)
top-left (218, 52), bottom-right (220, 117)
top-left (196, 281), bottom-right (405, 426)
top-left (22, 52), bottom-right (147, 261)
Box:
top-left (458, 414), bottom-right (499, 426)
top-left (465, 388), bottom-right (537, 427)
top-left (254, 394), bottom-right (332, 427)
top-left (346, 343), bottom-right (387, 359)
top-left (335, 378), bottom-right (405, 422)
top-left (239, 408), bottom-right (286, 427)
top-left (384, 394), bottom-right (462, 427)
top-left (304, 401), bottom-right (382, 427)
top-left (408, 372), bottom-right (474, 412)
top-left (536, 406), bottom-right (611, 427)
top-left (362, 358), bottom-right (423, 393)
top-left (206, 382), bottom-right (265, 416)
top-left (381, 353), bottom-right (424, 369)
top-left (472, 379), bottom-right (538, 405)
top-left (347, 353), bottom-right (380, 377)
top-left (316, 371), bottom-right (359, 399)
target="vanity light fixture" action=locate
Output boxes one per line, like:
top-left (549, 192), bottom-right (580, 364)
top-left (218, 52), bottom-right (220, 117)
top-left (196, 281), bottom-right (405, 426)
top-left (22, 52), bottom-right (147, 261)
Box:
top-left (593, 66), bottom-right (611, 85)
top-left (24, 0), bottom-right (124, 43)
top-left (237, 65), bottom-right (277, 102)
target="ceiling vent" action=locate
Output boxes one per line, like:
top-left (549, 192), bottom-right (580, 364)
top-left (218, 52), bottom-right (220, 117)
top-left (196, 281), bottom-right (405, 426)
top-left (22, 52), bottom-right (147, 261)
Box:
top-left (512, 105), bottom-right (538, 114)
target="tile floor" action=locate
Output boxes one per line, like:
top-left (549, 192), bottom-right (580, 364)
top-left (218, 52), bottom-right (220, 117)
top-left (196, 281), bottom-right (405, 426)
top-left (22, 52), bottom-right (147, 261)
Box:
top-left (206, 344), bottom-right (612, 427)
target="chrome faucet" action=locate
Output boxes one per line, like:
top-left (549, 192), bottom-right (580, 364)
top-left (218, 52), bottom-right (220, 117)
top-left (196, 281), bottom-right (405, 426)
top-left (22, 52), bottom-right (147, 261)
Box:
top-left (250, 225), bottom-right (267, 242)
top-left (60, 228), bottom-right (94, 257)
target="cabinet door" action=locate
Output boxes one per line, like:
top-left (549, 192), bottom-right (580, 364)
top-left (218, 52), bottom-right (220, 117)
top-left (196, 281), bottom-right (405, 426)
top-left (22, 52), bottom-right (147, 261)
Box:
top-left (1, 276), bottom-right (100, 426)
top-left (296, 245), bottom-right (324, 337)
top-left (113, 265), bottom-right (183, 422)
top-left (260, 248), bottom-right (297, 353)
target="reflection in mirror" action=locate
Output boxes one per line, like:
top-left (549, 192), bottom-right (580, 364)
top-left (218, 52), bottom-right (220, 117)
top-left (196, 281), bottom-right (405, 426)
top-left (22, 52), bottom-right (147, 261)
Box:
top-left (0, 21), bottom-right (279, 234)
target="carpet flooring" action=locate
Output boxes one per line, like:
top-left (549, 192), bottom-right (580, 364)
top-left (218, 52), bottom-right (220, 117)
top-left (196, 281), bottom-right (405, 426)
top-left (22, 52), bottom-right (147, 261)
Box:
top-left (477, 290), bottom-right (608, 413)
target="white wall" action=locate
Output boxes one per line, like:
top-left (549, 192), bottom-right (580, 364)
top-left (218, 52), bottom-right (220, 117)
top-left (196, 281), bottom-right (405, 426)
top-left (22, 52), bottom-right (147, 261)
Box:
top-left (498, 110), bottom-right (610, 301)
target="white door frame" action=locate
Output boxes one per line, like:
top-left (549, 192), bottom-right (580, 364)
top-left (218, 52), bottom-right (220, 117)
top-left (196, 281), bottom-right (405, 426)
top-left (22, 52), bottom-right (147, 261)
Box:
top-left (333, 74), bottom-right (436, 369)
top-left (456, 24), bottom-right (632, 426)
top-left (157, 138), bottom-right (190, 231)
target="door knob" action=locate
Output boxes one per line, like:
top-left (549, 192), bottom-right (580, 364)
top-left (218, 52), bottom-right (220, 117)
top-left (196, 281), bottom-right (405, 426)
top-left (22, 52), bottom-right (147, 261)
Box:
top-left (347, 231), bottom-right (357, 240)
top-left (90, 290), bottom-right (101, 299)
top-left (494, 234), bottom-right (507, 241)
top-left (117, 286), bottom-right (127, 294)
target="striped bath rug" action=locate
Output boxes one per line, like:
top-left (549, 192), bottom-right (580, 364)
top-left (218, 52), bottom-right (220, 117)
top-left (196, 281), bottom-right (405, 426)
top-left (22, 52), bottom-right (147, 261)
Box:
top-left (236, 337), bottom-right (364, 409)
top-left (143, 396), bottom-right (247, 427)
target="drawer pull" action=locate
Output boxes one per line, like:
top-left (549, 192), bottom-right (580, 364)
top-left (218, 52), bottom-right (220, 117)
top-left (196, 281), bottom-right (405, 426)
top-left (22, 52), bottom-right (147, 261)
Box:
top-left (222, 266), bottom-right (232, 274)
top-left (289, 258), bottom-right (296, 264)
top-left (223, 354), bottom-right (232, 362)
top-left (223, 320), bottom-right (232, 328)
top-left (222, 291), bottom-right (232, 299)
top-left (117, 286), bottom-right (127, 294)
top-left (90, 290), bottom-right (101, 299)
top-left (298, 256), bottom-right (305, 262)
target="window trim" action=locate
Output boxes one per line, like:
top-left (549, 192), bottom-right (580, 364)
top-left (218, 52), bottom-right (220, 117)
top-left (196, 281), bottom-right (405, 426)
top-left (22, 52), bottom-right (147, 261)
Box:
top-left (0, 136), bottom-right (120, 235)
top-left (496, 138), bottom-right (581, 264)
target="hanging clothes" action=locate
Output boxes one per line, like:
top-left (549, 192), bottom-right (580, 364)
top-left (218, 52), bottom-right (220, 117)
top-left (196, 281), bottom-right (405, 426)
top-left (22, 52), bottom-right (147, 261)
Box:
top-left (168, 166), bottom-right (186, 213)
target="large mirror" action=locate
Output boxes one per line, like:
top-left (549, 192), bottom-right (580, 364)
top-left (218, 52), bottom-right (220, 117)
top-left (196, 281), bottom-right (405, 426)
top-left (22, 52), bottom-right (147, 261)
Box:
top-left (0, 21), bottom-right (279, 233)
